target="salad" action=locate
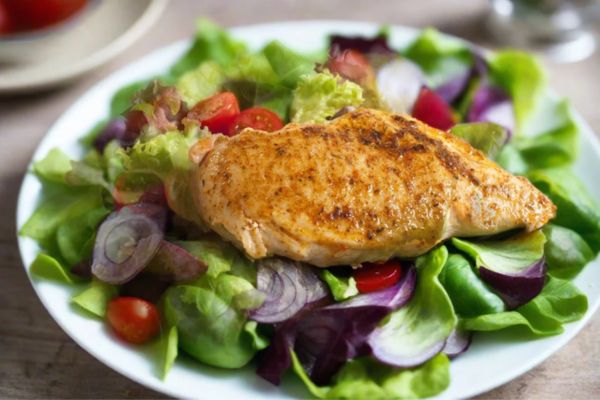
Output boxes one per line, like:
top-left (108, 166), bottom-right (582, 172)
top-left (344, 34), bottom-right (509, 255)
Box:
top-left (20, 19), bottom-right (600, 399)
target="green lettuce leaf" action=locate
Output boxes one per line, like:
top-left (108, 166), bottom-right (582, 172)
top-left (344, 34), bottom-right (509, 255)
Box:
top-left (449, 122), bottom-right (507, 159)
top-left (110, 80), bottom-right (149, 116)
top-left (528, 168), bottom-right (600, 252)
top-left (71, 280), bottom-right (118, 317)
top-left (489, 50), bottom-right (546, 128)
top-left (461, 276), bottom-right (587, 336)
top-left (452, 230), bottom-right (546, 274)
top-left (170, 19), bottom-right (247, 78)
top-left (262, 41), bottom-right (316, 88)
top-left (515, 97), bottom-right (578, 168)
top-left (32, 148), bottom-right (72, 183)
top-left (175, 239), bottom-right (240, 278)
top-left (291, 71), bottom-right (364, 123)
top-left (291, 350), bottom-right (450, 400)
top-left (403, 28), bottom-right (471, 87)
top-left (439, 253), bottom-right (505, 318)
top-left (120, 129), bottom-right (203, 224)
top-left (29, 253), bottom-right (77, 284)
top-left (163, 273), bottom-right (265, 369)
top-left (371, 246), bottom-right (456, 364)
top-left (160, 326), bottom-right (178, 379)
top-left (495, 143), bottom-right (528, 175)
top-left (175, 61), bottom-right (224, 106)
top-left (543, 224), bottom-right (595, 280)
top-left (320, 270), bottom-right (358, 301)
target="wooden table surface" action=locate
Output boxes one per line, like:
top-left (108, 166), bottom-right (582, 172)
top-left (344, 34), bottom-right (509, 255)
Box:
top-left (1, 0), bottom-right (599, 398)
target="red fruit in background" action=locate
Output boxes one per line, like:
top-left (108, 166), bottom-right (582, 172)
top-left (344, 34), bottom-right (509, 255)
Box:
top-left (411, 87), bottom-right (456, 131)
top-left (4, 0), bottom-right (87, 32)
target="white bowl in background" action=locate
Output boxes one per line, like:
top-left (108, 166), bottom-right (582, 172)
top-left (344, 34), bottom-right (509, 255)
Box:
top-left (0, 0), bottom-right (168, 93)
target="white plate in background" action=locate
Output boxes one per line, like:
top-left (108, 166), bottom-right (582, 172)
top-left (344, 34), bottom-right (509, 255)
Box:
top-left (16, 21), bottom-right (600, 399)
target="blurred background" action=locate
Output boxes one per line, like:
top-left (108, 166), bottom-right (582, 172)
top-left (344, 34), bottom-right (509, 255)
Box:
top-left (1, 0), bottom-right (599, 398)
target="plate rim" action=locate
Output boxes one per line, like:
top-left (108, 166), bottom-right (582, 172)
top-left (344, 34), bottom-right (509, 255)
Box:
top-left (15, 19), bottom-right (600, 399)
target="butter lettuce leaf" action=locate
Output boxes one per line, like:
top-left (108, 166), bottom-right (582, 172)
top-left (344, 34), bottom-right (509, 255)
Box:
top-left (176, 61), bottom-right (224, 105)
top-left (452, 230), bottom-right (546, 274)
top-left (439, 253), bottom-right (505, 317)
top-left (403, 28), bottom-right (471, 88)
top-left (489, 50), bottom-right (546, 128)
top-left (543, 224), bottom-right (595, 280)
top-left (170, 19), bottom-right (247, 78)
top-left (71, 280), bottom-right (118, 317)
top-left (461, 276), bottom-right (587, 336)
top-left (291, 350), bottom-right (450, 400)
top-left (528, 168), bottom-right (600, 252)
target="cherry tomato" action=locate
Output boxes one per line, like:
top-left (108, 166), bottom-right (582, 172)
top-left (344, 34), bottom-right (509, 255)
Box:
top-left (0, 0), bottom-right (14, 34)
top-left (4, 0), bottom-right (87, 32)
top-left (106, 297), bottom-right (160, 345)
top-left (326, 49), bottom-right (374, 85)
top-left (354, 260), bottom-right (403, 293)
top-left (228, 107), bottom-right (284, 136)
top-left (411, 87), bottom-right (456, 131)
top-left (187, 92), bottom-right (240, 134)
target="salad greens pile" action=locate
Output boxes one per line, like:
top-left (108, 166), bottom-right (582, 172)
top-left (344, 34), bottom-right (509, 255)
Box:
top-left (20, 19), bottom-right (600, 399)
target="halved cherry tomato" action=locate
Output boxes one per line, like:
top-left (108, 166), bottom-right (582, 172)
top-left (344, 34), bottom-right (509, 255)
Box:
top-left (411, 87), bottom-right (456, 131)
top-left (354, 260), bottom-right (403, 293)
top-left (0, 0), bottom-right (14, 34)
top-left (326, 49), bottom-right (374, 85)
top-left (187, 92), bottom-right (240, 134)
top-left (228, 107), bottom-right (283, 136)
top-left (106, 297), bottom-right (160, 345)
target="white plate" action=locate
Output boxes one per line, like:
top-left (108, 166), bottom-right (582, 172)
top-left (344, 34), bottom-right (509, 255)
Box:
top-left (0, 0), bottom-right (168, 93)
top-left (16, 21), bottom-right (600, 399)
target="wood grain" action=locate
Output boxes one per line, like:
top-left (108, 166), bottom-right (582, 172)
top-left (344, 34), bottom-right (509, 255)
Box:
top-left (1, 0), bottom-right (599, 398)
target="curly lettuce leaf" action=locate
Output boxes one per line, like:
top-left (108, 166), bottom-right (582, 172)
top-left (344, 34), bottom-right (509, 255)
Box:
top-left (291, 350), bottom-right (450, 400)
top-left (439, 253), bottom-right (505, 318)
top-left (461, 276), bottom-right (587, 336)
top-left (291, 71), bottom-right (364, 123)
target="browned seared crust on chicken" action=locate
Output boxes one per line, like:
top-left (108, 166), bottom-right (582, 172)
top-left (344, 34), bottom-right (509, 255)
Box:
top-left (190, 108), bottom-right (556, 267)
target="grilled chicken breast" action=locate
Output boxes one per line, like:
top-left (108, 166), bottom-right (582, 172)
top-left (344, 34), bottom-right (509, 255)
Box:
top-left (190, 108), bottom-right (555, 267)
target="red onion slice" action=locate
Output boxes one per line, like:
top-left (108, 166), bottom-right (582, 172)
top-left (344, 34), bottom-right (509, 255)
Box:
top-left (250, 258), bottom-right (328, 324)
top-left (442, 328), bottom-right (472, 359)
top-left (479, 258), bottom-right (547, 310)
top-left (257, 265), bottom-right (417, 386)
top-left (92, 204), bottom-right (165, 284)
